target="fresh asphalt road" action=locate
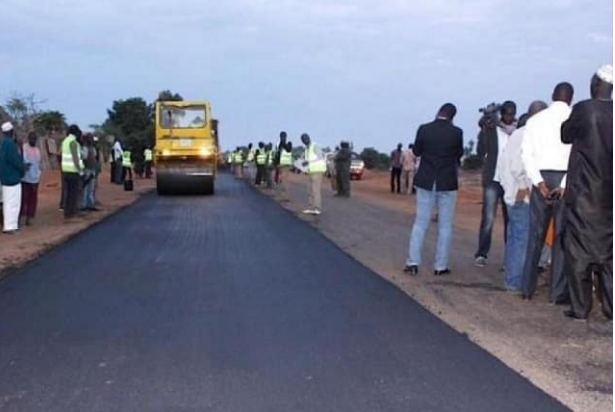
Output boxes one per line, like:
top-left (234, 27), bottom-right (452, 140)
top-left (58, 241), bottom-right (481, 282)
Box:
top-left (0, 174), bottom-right (569, 412)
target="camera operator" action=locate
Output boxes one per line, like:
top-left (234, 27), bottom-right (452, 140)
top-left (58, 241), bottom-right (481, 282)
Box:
top-left (474, 101), bottom-right (517, 268)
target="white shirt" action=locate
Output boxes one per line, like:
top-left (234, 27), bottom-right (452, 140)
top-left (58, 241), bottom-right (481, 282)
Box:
top-left (113, 141), bottom-right (123, 161)
top-left (500, 127), bottom-right (532, 206)
top-left (521, 101), bottom-right (572, 188)
top-left (493, 126), bottom-right (511, 182)
top-left (401, 149), bottom-right (416, 171)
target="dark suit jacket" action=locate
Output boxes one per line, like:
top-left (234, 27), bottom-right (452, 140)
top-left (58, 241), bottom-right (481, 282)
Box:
top-left (477, 126), bottom-right (498, 186)
top-left (412, 119), bottom-right (463, 192)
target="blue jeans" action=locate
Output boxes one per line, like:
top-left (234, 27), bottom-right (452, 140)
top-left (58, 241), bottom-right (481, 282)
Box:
top-left (407, 186), bottom-right (457, 270)
top-left (82, 171), bottom-right (96, 209)
top-left (504, 201), bottom-right (529, 290)
top-left (475, 181), bottom-right (508, 258)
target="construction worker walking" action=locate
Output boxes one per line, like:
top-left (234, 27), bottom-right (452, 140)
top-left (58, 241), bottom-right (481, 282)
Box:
top-left (301, 133), bottom-right (326, 215)
top-left (143, 147), bottom-right (153, 178)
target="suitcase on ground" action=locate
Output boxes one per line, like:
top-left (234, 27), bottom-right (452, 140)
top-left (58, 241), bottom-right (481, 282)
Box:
top-left (124, 179), bottom-right (134, 192)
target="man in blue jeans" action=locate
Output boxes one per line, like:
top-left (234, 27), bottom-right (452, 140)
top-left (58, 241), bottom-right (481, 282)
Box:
top-left (404, 104), bottom-right (464, 276)
top-left (499, 101), bottom-right (548, 292)
top-left (474, 102), bottom-right (517, 267)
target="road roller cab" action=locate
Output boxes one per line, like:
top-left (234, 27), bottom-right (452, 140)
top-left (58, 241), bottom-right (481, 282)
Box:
top-left (155, 100), bottom-right (219, 195)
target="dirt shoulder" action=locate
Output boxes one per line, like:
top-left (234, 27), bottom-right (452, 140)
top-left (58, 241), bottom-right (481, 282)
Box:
top-left (0, 167), bottom-right (154, 277)
top-left (260, 169), bottom-right (612, 412)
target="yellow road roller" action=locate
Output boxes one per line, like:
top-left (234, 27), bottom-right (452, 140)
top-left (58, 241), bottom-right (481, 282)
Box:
top-left (154, 100), bottom-right (219, 195)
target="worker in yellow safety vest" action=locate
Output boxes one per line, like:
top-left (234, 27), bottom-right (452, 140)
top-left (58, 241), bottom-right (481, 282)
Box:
top-left (122, 149), bottom-right (133, 182)
top-left (301, 133), bottom-right (326, 215)
top-left (233, 147), bottom-right (244, 179)
top-left (143, 147), bottom-right (153, 179)
top-left (255, 142), bottom-right (267, 186)
top-left (61, 124), bottom-right (85, 218)
top-left (275, 131), bottom-right (293, 201)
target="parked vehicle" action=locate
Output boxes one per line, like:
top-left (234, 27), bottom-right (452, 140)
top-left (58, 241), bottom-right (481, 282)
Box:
top-left (350, 152), bottom-right (365, 180)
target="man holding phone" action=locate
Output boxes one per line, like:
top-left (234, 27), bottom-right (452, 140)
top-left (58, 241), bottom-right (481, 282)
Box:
top-left (520, 82), bottom-right (574, 303)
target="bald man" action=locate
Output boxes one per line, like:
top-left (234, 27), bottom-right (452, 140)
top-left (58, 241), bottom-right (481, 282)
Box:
top-left (561, 66), bottom-right (613, 320)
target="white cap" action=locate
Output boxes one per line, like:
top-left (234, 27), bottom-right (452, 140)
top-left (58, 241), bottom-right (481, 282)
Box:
top-left (1, 122), bottom-right (13, 132)
top-left (596, 64), bottom-right (613, 84)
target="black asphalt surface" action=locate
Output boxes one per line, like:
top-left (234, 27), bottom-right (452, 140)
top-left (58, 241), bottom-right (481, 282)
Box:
top-left (0, 174), bottom-right (569, 412)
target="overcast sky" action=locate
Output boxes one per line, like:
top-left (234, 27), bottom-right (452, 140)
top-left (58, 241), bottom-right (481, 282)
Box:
top-left (2, 0), bottom-right (612, 151)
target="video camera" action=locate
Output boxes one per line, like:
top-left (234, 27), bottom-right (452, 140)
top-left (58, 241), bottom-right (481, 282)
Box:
top-left (478, 102), bottom-right (501, 128)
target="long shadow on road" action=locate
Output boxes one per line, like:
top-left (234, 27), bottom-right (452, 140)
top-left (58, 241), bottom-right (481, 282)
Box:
top-left (0, 174), bottom-right (569, 412)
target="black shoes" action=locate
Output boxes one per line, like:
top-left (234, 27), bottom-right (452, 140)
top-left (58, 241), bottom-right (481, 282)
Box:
top-left (564, 310), bottom-right (587, 321)
top-left (434, 269), bottom-right (451, 276)
top-left (403, 267), bottom-right (452, 276)
top-left (403, 265), bottom-right (418, 276)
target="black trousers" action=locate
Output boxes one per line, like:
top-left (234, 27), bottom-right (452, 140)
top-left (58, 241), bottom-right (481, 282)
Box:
top-left (391, 167), bottom-right (402, 193)
top-left (521, 171), bottom-right (569, 303)
top-left (564, 231), bottom-right (613, 319)
top-left (336, 167), bottom-right (350, 196)
top-left (62, 173), bottom-right (81, 218)
top-left (113, 162), bottom-right (123, 184)
top-left (144, 161), bottom-right (153, 178)
top-left (60, 171), bottom-right (67, 209)
top-left (256, 165), bottom-right (265, 185)
top-left (122, 166), bottom-right (133, 182)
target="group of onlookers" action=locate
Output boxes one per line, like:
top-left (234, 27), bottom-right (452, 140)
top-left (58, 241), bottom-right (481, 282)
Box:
top-left (390, 143), bottom-right (418, 195)
top-left (402, 65), bottom-right (613, 321)
top-left (0, 121), bottom-right (155, 233)
top-left (0, 122), bottom-right (40, 233)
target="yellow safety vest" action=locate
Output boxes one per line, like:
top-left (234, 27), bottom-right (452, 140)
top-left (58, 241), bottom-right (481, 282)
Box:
top-left (61, 135), bottom-right (83, 173)
top-left (122, 151), bottom-right (132, 167)
top-left (305, 144), bottom-right (326, 174)
top-left (256, 150), bottom-right (267, 165)
top-left (280, 149), bottom-right (293, 167)
top-left (144, 149), bottom-right (153, 162)
top-left (247, 150), bottom-right (255, 162)
top-left (233, 151), bottom-right (244, 164)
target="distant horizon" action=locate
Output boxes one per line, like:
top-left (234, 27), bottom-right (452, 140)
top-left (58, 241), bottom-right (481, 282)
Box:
top-left (2, 0), bottom-right (612, 152)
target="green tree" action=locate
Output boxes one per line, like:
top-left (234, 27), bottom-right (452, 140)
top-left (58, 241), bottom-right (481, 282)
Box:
top-left (105, 97), bottom-right (154, 153)
top-left (360, 147), bottom-right (380, 169)
top-left (34, 110), bottom-right (67, 133)
top-left (5, 93), bottom-right (46, 131)
top-left (156, 90), bottom-right (183, 102)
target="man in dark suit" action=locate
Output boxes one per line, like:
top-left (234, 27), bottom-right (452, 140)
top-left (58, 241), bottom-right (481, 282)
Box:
top-left (403, 103), bottom-right (464, 276)
top-left (474, 101), bottom-right (516, 267)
